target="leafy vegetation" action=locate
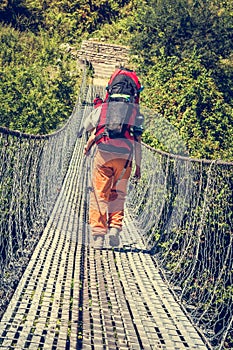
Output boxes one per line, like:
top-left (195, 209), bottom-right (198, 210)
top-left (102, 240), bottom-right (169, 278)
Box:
top-left (0, 0), bottom-right (233, 158)
top-left (0, 0), bottom-right (131, 40)
top-left (0, 26), bottom-right (81, 134)
top-left (141, 54), bottom-right (233, 160)
top-left (126, 0), bottom-right (233, 161)
top-left (0, 1), bottom-right (232, 347)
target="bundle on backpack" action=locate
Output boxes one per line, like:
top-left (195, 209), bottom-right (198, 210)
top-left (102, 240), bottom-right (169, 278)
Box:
top-left (93, 95), bottom-right (103, 108)
top-left (105, 67), bottom-right (143, 104)
top-left (105, 101), bottom-right (129, 138)
top-left (95, 67), bottom-right (144, 153)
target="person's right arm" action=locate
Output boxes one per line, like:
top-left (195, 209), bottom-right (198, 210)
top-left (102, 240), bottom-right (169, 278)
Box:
top-left (84, 129), bottom-right (96, 156)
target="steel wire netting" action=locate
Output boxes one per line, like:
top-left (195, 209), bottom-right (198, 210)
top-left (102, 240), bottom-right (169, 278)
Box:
top-left (127, 146), bottom-right (233, 349)
top-left (0, 76), bottom-right (232, 349)
top-left (0, 71), bottom-right (88, 316)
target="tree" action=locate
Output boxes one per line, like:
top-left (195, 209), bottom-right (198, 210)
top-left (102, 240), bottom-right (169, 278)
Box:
top-left (129, 0), bottom-right (233, 69)
top-left (0, 0), bottom-right (37, 31)
top-left (0, 26), bottom-right (81, 134)
top-left (141, 53), bottom-right (233, 160)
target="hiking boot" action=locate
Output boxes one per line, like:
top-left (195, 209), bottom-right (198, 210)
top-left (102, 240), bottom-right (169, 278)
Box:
top-left (109, 227), bottom-right (121, 248)
top-left (92, 235), bottom-right (104, 250)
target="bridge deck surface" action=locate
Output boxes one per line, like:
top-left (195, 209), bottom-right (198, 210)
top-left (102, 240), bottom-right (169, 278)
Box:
top-left (0, 115), bottom-right (208, 350)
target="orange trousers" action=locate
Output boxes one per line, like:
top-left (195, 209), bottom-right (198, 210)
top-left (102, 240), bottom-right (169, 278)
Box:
top-left (89, 149), bottom-right (132, 236)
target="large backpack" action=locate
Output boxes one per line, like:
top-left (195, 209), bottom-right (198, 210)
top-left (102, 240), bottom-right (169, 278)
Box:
top-left (105, 67), bottom-right (142, 104)
top-left (95, 68), bottom-right (143, 152)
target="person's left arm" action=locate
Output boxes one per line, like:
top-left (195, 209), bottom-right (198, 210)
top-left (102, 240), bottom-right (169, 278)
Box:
top-left (134, 136), bottom-right (142, 179)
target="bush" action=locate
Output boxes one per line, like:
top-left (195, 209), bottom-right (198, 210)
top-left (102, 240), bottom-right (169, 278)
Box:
top-left (141, 53), bottom-right (233, 161)
top-left (0, 25), bottom-right (81, 134)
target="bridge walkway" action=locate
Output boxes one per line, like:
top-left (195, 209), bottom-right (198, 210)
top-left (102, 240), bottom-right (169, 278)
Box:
top-left (0, 87), bottom-right (208, 350)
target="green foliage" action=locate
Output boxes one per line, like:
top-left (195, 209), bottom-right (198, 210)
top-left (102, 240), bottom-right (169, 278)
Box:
top-left (0, 25), bottom-right (81, 134)
top-left (90, 0), bottom-right (233, 161)
top-left (90, 16), bottom-right (133, 45)
top-left (141, 53), bottom-right (233, 160)
top-left (142, 130), bottom-right (165, 151)
top-left (89, 2), bottom-right (137, 45)
top-left (0, 1), bottom-right (233, 346)
top-left (0, 0), bottom-right (46, 32)
top-left (0, 0), bottom-right (131, 41)
top-left (129, 0), bottom-right (233, 69)
top-left (0, 0), bottom-right (233, 160)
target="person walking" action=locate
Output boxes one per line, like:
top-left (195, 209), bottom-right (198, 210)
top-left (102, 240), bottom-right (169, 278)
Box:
top-left (83, 67), bottom-right (144, 249)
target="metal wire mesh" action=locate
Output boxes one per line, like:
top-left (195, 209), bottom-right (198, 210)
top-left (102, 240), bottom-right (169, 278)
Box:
top-left (0, 71), bottom-right (87, 315)
top-left (127, 146), bottom-right (233, 349)
top-left (0, 75), bottom-right (232, 349)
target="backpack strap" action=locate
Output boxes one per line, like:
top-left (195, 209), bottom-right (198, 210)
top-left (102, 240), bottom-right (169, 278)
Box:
top-left (108, 94), bottom-right (131, 101)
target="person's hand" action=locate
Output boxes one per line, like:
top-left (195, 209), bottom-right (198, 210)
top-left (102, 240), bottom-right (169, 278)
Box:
top-left (84, 145), bottom-right (90, 156)
top-left (134, 165), bottom-right (141, 180)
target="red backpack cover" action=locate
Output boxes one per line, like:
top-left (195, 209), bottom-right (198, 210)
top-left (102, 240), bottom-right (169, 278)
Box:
top-left (95, 67), bottom-right (143, 153)
top-left (104, 68), bottom-right (142, 104)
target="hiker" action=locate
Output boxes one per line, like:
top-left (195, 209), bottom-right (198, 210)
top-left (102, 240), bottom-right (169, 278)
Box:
top-left (93, 94), bottom-right (103, 108)
top-left (83, 67), bottom-right (144, 249)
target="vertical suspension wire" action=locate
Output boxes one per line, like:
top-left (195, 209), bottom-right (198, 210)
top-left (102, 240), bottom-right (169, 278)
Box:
top-left (0, 67), bottom-right (88, 314)
top-left (127, 143), bottom-right (233, 349)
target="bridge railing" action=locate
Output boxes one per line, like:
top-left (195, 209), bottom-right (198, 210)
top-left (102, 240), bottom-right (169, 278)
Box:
top-left (0, 72), bottom-right (232, 349)
top-left (0, 70), bottom-right (88, 316)
top-left (127, 145), bottom-right (233, 349)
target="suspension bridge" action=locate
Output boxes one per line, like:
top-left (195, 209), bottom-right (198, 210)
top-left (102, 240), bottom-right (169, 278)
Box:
top-left (0, 71), bottom-right (232, 350)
